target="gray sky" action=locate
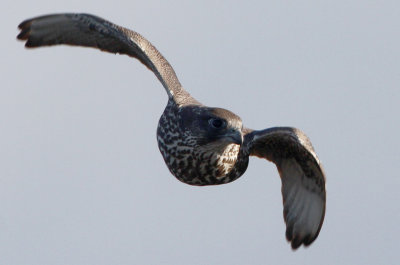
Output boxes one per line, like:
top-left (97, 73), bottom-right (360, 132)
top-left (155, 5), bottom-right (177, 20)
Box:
top-left (1, 1), bottom-right (399, 264)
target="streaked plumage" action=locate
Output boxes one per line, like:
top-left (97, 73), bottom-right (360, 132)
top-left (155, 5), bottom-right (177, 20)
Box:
top-left (17, 13), bottom-right (326, 249)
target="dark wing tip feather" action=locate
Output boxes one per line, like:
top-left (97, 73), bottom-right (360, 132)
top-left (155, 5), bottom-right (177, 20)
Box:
top-left (18, 18), bottom-right (32, 30)
top-left (303, 235), bottom-right (313, 246)
top-left (25, 39), bottom-right (41, 48)
top-left (285, 227), bottom-right (293, 242)
top-left (286, 228), bottom-right (315, 250)
top-left (17, 19), bottom-right (32, 40)
top-left (291, 236), bottom-right (303, 250)
top-left (17, 28), bottom-right (29, 40)
top-left (285, 215), bottom-right (323, 250)
top-left (17, 18), bottom-right (40, 47)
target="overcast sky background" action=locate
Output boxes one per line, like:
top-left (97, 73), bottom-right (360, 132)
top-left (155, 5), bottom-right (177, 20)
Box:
top-left (1, 1), bottom-right (399, 264)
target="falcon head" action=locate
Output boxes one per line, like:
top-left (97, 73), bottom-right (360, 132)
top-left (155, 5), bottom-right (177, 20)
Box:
top-left (180, 106), bottom-right (243, 148)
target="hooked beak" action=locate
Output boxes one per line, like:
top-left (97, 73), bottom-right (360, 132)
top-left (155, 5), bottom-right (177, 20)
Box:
top-left (223, 129), bottom-right (243, 145)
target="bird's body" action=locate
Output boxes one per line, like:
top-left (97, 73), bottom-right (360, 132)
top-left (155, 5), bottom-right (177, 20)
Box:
top-left (18, 13), bottom-right (326, 249)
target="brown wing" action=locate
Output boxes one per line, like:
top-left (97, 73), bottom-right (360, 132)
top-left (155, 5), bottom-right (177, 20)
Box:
top-left (245, 127), bottom-right (326, 249)
top-left (17, 13), bottom-right (193, 105)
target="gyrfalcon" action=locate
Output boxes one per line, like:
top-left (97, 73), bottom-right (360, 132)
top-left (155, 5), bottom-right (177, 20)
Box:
top-left (17, 13), bottom-right (326, 249)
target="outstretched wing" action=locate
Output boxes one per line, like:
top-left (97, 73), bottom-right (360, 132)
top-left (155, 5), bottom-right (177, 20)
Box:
top-left (245, 127), bottom-right (326, 249)
top-left (17, 13), bottom-right (193, 104)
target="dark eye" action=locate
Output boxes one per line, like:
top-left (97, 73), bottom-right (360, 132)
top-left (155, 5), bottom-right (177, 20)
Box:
top-left (209, 118), bottom-right (226, 129)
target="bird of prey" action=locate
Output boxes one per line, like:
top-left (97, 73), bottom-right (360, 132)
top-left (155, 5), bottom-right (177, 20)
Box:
top-left (17, 13), bottom-right (326, 249)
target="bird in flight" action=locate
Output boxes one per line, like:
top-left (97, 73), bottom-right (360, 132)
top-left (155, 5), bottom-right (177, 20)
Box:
top-left (17, 13), bottom-right (326, 249)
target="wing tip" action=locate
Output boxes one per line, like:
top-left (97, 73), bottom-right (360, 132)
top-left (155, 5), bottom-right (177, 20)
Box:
top-left (17, 19), bottom-right (35, 47)
top-left (17, 19), bottom-right (43, 48)
top-left (285, 225), bottom-right (321, 250)
top-left (18, 18), bottom-right (32, 30)
top-left (17, 20), bottom-right (31, 40)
